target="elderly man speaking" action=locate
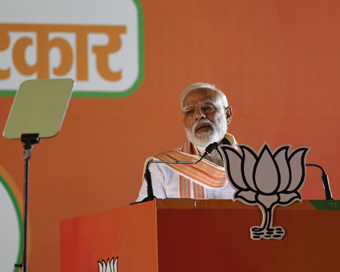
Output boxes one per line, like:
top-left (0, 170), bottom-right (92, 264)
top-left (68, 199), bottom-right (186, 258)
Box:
top-left (136, 83), bottom-right (238, 201)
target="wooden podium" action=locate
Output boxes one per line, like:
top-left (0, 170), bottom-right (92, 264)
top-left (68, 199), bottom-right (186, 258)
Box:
top-left (60, 199), bottom-right (340, 272)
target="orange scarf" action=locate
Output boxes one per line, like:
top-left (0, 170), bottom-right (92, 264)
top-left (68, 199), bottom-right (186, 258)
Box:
top-left (149, 133), bottom-right (237, 198)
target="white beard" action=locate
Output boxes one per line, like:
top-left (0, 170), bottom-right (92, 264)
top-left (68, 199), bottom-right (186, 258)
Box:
top-left (185, 118), bottom-right (227, 148)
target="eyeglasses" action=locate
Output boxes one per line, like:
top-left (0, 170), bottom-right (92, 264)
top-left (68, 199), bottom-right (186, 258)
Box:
top-left (182, 102), bottom-right (224, 117)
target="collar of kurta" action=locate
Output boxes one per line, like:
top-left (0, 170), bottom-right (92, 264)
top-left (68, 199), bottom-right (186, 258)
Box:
top-left (151, 133), bottom-right (237, 189)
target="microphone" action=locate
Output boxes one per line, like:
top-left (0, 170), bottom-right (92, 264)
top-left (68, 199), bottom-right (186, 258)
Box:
top-left (141, 142), bottom-right (219, 202)
top-left (306, 163), bottom-right (333, 200)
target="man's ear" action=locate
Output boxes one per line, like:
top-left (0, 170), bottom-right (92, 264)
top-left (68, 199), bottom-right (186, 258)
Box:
top-left (225, 106), bottom-right (233, 124)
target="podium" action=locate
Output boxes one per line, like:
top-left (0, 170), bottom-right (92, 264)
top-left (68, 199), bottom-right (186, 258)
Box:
top-left (60, 199), bottom-right (340, 272)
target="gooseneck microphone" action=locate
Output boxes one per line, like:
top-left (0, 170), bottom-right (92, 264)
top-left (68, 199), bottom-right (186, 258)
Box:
top-left (141, 142), bottom-right (219, 202)
top-left (306, 163), bottom-right (333, 200)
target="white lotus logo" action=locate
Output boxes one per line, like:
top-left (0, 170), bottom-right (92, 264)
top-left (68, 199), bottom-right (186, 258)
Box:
top-left (98, 257), bottom-right (118, 272)
top-left (219, 143), bottom-right (309, 240)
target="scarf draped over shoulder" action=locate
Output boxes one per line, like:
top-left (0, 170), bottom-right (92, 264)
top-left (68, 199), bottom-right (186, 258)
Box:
top-left (146, 133), bottom-right (237, 190)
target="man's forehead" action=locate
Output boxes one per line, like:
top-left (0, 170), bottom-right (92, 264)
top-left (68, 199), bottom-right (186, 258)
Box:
top-left (182, 88), bottom-right (220, 105)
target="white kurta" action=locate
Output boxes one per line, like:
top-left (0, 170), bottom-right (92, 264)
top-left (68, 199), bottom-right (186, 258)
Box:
top-left (136, 148), bottom-right (235, 202)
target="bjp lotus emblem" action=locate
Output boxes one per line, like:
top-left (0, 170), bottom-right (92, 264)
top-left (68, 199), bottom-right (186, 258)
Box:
top-left (219, 143), bottom-right (309, 240)
top-left (98, 257), bottom-right (118, 272)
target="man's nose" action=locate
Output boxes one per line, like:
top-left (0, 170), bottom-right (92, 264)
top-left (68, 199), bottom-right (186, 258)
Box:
top-left (194, 107), bottom-right (206, 120)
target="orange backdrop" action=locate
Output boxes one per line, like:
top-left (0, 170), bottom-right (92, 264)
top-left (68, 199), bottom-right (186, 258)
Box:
top-left (1, 0), bottom-right (340, 271)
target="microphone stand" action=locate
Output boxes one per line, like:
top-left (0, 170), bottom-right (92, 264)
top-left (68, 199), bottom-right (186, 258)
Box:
top-left (15, 134), bottom-right (40, 272)
top-left (306, 163), bottom-right (333, 200)
top-left (141, 143), bottom-right (218, 202)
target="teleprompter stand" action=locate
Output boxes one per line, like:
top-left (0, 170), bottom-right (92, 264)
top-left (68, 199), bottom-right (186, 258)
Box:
top-left (3, 79), bottom-right (75, 272)
top-left (14, 134), bottom-right (40, 272)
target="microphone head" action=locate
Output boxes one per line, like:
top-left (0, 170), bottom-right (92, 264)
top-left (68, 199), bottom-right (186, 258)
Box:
top-left (205, 142), bottom-right (219, 154)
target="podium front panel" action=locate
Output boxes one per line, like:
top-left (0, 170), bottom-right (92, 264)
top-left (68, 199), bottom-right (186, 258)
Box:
top-left (60, 201), bottom-right (159, 272)
top-left (61, 199), bottom-right (340, 272)
top-left (156, 199), bottom-right (340, 272)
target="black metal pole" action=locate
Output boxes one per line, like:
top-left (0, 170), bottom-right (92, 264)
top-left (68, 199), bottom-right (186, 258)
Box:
top-left (15, 135), bottom-right (40, 272)
top-left (15, 146), bottom-right (31, 272)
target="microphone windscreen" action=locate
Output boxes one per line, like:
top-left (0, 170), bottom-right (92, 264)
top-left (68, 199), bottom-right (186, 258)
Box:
top-left (205, 142), bottom-right (218, 154)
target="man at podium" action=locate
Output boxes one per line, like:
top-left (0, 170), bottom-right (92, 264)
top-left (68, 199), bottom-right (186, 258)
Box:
top-left (137, 83), bottom-right (238, 201)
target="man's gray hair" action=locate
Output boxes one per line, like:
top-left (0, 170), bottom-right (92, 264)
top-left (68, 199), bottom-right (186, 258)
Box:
top-left (180, 83), bottom-right (229, 109)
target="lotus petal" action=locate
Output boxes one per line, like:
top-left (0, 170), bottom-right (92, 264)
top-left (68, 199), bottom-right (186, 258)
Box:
top-left (240, 146), bottom-right (257, 191)
top-left (104, 260), bottom-right (109, 272)
top-left (109, 258), bottom-right (114, 272)
top-left (274, 146), bottom-right (291, 192)
top-left (234, 190), bottom-right (257, 205)
top-left (98, 262), bottom-right (103, 272)
top-left (101, 260), bottom-right (107, 272)
top-left (113, 258), bottom-right (118, 272)
top-left (279, 192), bottom-right (302, 206)
top-left (287, 148), bottom-right (309, 191)
top-left (219, 146), bottom-right (248, 190)
top-left (254, 145), bottom-right (279, 194)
